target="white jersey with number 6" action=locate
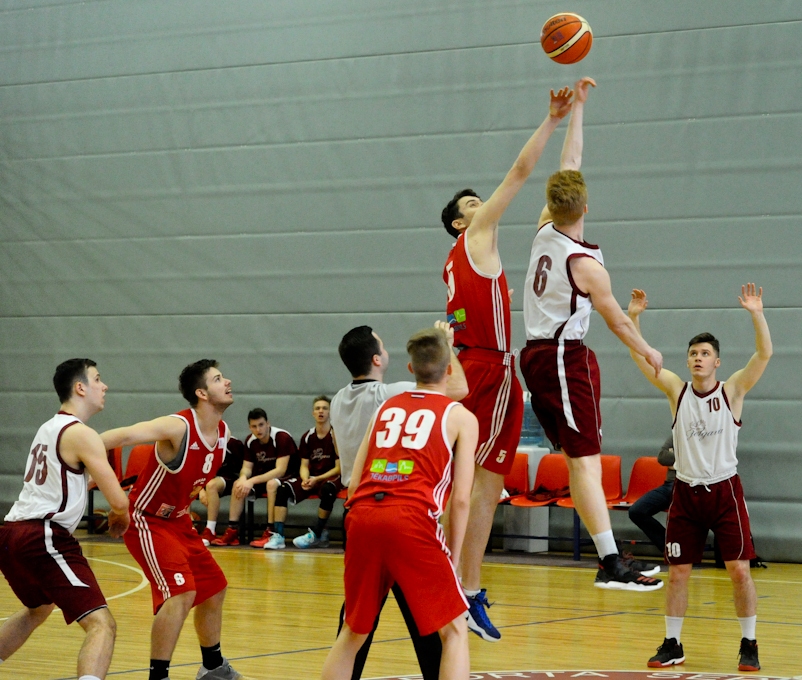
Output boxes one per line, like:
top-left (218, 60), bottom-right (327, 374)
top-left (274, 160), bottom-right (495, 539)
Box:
top-left (673, 381), bottom-right (740, 487)
top-left (5, 412), bottom-right (87, 534)
top-left (524, 222), bottom-right (604, 341)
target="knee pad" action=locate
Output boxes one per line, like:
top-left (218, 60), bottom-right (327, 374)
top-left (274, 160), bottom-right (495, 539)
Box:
top-left (318, 482), bottom-right (338, 512)
top-left (275, 483), bottom-right (292, 508)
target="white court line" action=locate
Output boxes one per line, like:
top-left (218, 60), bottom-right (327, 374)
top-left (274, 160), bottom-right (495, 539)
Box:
top-left (0, 557), bottom-right (148, 621)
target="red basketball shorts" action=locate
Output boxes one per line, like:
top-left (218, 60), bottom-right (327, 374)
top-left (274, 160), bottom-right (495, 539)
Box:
top-left (344, 502), bottom-right (467, 636)
top-left (459, 348), bottom-right (523, 475)
top-left (125, 512), bottom-right (228, 613)
top-left (0, 519), bottom-right (107, 624)
top-left (520, 340), bottom-right (602, 458)
top-left (665, 475), bottom-right (755, 565)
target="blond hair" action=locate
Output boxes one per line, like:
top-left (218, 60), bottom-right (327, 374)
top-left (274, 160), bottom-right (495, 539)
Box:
top-left (406, 328), bottom-right (450, 384)
top-left (546, 170), bottom-right (587, 227)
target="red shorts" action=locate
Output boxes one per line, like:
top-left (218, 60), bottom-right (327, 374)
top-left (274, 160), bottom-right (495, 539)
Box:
top-left (665, 475), bottom-right (755, 565)
top-left (125, 512), bottom-right (228, 614)
top-left (344, 501), bottom-right (467, 636)
top-left (0, 520), bottom-right (107, 624)
top-left (459, 348), bottom-right (523, 475)
top-left (520, 340), bottom-right (602, 458)
top-left (282, 476), bottom-right (343, 503)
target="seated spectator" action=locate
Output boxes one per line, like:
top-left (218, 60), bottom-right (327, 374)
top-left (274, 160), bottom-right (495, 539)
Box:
top-left (197, 436), bottom-right (245, 545)
top-left (211, 408), bottom-right (296, 546)
top-left (264, 396), bottom-right (342, 550)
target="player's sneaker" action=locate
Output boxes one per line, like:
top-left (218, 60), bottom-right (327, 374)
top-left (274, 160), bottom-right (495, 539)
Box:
top-left (293, 528), bottom-right (321, 549)
top-left (199, 527), bottom-right (216, 547)
top-left (738, 638), bottom-right (760, 671)
top-left (319, 528), bottom-right (330, 548)
top-left (647, 637), bottom-right (685, 667)
top-left (196, 658), bottom-right (243, 679)
top-left (622, 551), bottom-right (661, 577)
top-left (210, 527), bottom-right (239, 547)
top-left (263, 533), bottom-right (285, 550)
top-left (595, 555), bottom-right (663, 591)
top-left (465, 589), bottom-right (500, 642)
top-left (249, 528), bottom-right (274, 548)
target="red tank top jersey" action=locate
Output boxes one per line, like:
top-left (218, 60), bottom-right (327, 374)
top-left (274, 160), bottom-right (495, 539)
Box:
top-left (443, 233), bottom-right (511, 352)
top-left (129, 408), bottom-right (229, 521)
top-left (347, 391), bottom-right (458, 519)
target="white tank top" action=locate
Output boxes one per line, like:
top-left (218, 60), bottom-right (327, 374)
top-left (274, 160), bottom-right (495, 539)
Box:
top-left (673, 382), bottom-right (740, 486)
top-left (5, 413), bottom-right (88, 533)
top-left (524, 223), bottom-right (604, 340)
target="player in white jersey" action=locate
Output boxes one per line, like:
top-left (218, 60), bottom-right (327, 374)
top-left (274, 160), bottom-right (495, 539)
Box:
top-left (628, 283), bottom-right (771, 671)
top-left (520, 77), bottom-right (664, 591)
top-left (0, 359), bottom-right (129, 680)
top-left (329, 322), bottom-right (467, 680)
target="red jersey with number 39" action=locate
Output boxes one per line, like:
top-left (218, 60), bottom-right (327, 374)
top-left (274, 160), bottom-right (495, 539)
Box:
top-left (444, 233), bottom-right (511, 351)
top-left (128, 408), bottom-right (229, 521)
top-left (347, 391), bottom-right (457, 519)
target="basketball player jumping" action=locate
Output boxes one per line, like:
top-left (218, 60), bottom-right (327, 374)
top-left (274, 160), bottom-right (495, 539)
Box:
top-left (0, 359), bottom-right (129, 680)
top-left (519, 77), bottom-right (664, 592)
top-left (440, 82), bottom-right (574, 641)
top-left (628, 284), bottom-right (771, 672)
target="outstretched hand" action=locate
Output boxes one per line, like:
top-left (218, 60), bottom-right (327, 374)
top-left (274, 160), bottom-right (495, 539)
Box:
top-left (574, 77), bottom-right (596, 103)
top-left (434, 319), bottom-right (455, 348)
top-left (738, 282), bottom-right (763, 314)
top-left (549, 86), bottom-right (574, 119)
top-left (628, 289), bottom-right (649, 317)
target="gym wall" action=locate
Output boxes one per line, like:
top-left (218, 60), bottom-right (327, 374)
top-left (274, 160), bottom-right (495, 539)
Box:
top-left (1, 1), bottom-right (800, 559)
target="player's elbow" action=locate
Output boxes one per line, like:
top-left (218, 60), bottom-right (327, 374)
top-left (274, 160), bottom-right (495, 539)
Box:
top-left (447, 383), bottom-right (470, 402)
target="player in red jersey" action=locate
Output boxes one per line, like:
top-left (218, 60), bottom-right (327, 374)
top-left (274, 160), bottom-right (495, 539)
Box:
top-left (267, 395), bottom-right (342, 550)
top-left (212, 408), bottom-right (296, 547)
top-left (321, 327), bottom-right (478, 680)
top-left (0, 359), bottom-right (129, 680)
top-left (440, 83), bottom-right (574, 640)
top-left (101, 359), bottom-right (242, 680)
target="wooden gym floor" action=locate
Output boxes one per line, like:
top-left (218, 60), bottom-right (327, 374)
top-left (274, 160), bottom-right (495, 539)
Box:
top-left (1, 535), bottom-right (800, 679)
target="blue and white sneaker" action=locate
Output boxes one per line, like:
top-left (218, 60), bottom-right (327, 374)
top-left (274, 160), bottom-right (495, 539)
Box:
top-left (263, 533), bottom-right (285, 550)
top-left (293, 528), bottom-right (321, 549)
top-left (465, 588), bottom-right (500, 642)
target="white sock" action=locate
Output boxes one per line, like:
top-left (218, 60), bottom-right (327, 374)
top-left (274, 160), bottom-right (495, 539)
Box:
top-left (591, 530), bottom-right (618, 559)
top-left (463, 588), bottom-right (480, 598)
top-left (665, 616), bottom-right (684, 642)
top-left (738, 615), bottom-right (757, 640)
top-left (206, 521), bottom-right (217, 533)
top-left (79, 676), bottom-right (101, 680)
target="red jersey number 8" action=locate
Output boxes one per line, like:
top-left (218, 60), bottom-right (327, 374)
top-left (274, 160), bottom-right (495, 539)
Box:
top-left (375, 407), bottom-right (436, 450)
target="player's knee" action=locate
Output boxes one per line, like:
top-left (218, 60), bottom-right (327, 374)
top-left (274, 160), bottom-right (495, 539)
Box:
top-left (79, 607), bottom-right (116, 640)
top-left (28, 603), bottom-right (55, 625)
top-left (725, 559), bottom-right (752, 585)
top-left (667, 564), bottom-right (692, 586)
top-left (319, 483), bottom-right (337, 512)
top-left (266, 478), bottom-right (280, 493)
top-left (275, 483), bottom-right (291, 508)
top-left (438, 613), bottom-right (468, 641)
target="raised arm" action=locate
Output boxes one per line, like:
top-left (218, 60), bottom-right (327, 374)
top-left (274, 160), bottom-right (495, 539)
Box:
top-left (725, 283), bottom-right (773, 399)
top-left (435, 320), bottom-right (469, 401)
top-left (470, 86), bottom-right (574, 242)
top-left (101, 416), bottom-right (186, 463)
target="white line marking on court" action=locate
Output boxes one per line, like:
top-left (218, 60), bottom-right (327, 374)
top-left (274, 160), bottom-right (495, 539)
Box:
top-left (0, 557), bottom-right (148, 621)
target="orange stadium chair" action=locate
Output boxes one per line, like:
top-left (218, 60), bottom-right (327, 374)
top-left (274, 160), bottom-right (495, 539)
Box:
top-left (499, 452), bottom-right (529, 504)
top-left (609, 456), bottom-right (668, 510)
top-left (510, 453), bottom-right (570, 508)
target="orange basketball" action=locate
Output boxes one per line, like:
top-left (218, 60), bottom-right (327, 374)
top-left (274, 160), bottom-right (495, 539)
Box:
top-left (541, 13), bottom-right (593, 65)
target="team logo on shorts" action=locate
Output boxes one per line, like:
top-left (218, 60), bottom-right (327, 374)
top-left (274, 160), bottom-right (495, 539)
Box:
top-left (156, 503), bottom-right (176, 518)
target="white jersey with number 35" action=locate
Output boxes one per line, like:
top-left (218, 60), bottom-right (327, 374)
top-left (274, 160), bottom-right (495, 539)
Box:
top-left (5, 412), bottom-right (87, 534)
top-left (524, 222), bottom-right (604, 341)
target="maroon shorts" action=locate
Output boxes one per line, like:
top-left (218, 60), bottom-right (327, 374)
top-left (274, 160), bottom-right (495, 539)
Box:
top-left (520, 340), bottom-right (602, 458)
top-left (459, 348), bottom-right (523, 475)
top-left (344, 502), bottom-right (467, 636)
top-left (282, 476), bottom-right (343, 503)
top-left (665, 475), bottom-right (755, 565)
top-left (125, 512), bottom-right (228, 613)
top-left (0, 520), bottom-right (107, 624)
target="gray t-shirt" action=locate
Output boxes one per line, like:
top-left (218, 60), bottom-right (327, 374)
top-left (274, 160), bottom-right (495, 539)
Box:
top-left (329, 379), bottom-right (416, 485)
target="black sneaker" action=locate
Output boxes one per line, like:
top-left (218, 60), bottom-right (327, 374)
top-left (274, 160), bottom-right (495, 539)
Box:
top-left (647, 637), bottom-right (685, 667)
top-left (622, 551), bottom-right (661, 577)
top-left (738, 637), bottom-right (760, 671)
top-left (595, 554), bottom-right (663, 591)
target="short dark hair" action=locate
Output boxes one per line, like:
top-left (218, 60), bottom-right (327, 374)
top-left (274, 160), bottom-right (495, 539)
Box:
top-left (178, 359), bottom-right (218, 406)
top-left (53, 358), bottom-right (97, 403)
top-left (406, 328), bottom-right (450, 384)
top-left (248, 408), bottom-right (268, 422)
top-left (338, 325), bottom-right (380, 378)
top-left (441, 188), bottom-right (479, 238)
top-left (313, 395), bottom-right (330, 406)
top-left (688, 332), bottom-right (720, 356)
